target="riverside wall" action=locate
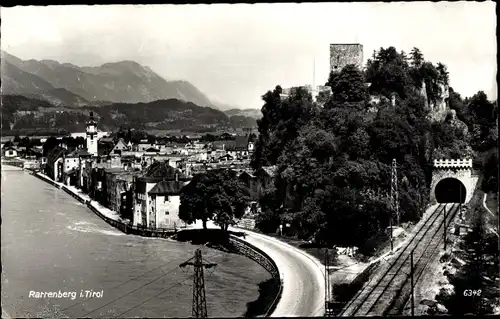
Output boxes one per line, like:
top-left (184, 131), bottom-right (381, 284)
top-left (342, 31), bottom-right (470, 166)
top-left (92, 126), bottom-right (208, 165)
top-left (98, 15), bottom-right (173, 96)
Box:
top-left (229, 235), bottom-right (283, 317)
top-left (31, 172), bottom-right (178, 238)
top-left (31, 170), bottom-right (283, 317)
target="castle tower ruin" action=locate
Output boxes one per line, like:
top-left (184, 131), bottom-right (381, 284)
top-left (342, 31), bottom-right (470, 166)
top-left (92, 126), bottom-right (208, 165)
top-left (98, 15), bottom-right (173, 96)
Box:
top-left (330, 43), bottom-right (364, 73)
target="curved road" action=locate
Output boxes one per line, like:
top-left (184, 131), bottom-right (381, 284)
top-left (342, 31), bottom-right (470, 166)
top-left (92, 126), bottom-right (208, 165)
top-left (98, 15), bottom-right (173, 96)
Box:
top-left (190, 221), bottom-right (326, 317)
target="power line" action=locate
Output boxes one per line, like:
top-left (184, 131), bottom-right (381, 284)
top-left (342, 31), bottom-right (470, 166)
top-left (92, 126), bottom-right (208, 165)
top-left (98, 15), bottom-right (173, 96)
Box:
top-left (61, 251), bottom-right (211, 313)
top-left (111, 255), bottom-right (189, 289)
top-left (180, 249), bottom-right (217, 318)
top-left (115, 250), bottom-right (242, 319)
top-left (391, 158), bottom-right (400, 226)
top-left (81, 265), bottom-right (183, 317)
top-left (81, 249), bottom-right (217, 317)
top-left (114, 275), bottom-right (194, 318)
top-left (65, 246), bottom-right (238, 318)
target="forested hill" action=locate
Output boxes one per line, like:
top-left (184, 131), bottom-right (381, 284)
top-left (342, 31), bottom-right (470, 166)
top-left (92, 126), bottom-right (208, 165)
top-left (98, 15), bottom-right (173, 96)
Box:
top-left (1, 95), bottom-right (232, 134)
top-left (251, 46), bottom-right (498, 254)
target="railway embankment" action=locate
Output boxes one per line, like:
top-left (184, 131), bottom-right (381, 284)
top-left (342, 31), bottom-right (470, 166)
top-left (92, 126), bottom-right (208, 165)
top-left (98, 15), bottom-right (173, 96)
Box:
top-left (419, 188), bottom-right (500, 316)
top-left (338, 203), bottom-right (460, 317)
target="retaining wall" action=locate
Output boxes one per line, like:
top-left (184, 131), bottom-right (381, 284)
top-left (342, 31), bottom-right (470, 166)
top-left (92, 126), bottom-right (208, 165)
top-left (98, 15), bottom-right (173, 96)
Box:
top-left (31, 170), bottom-right (283, 317)
top-left (237, 218), bottom-right (256, 230)
top-left (32, 171), bottom-right (179, 238)
top-left (229, 235), bottom-right (283, 317)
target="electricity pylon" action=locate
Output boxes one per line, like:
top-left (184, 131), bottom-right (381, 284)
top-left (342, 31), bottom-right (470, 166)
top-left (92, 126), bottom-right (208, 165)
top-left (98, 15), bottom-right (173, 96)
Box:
top-left (180, 249), bottom-right (217, 318)
top-left (390, 158), bottom-right (400, 226)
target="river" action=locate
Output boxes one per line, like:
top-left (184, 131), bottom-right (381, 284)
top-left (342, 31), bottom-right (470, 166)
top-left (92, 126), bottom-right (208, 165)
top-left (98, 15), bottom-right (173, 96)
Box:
top-left (1, 166), bottom-right (271, 318)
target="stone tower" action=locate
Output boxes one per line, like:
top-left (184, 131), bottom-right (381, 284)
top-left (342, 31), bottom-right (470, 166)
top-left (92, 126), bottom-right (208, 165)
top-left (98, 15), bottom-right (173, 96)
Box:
top-left (330, 43), bottom-right (364, 73)
top-left (86, 111), bottom-right (98, 156)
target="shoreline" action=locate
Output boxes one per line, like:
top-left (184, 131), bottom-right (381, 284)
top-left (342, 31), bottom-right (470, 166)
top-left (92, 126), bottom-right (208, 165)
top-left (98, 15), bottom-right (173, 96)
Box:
top-left (31, 171), bottom-right (181, 238)
top-left (27, 168), bottom-right (284, 317)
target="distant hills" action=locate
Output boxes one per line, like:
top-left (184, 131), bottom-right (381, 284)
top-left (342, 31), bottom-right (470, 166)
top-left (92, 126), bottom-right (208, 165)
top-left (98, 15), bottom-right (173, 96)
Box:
top-left (1, 94), bottom-right (232, 134)
top-left (1, 51), bottom-right (213, 107)
top-left (223, 108), bottom-right (262, 119)
top-left (1, 51), bottom-right (260, 133)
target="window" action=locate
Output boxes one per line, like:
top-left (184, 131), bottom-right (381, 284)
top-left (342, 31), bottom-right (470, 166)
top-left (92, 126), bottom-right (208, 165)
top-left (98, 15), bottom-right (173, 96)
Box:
top-left (164, 196), bottom-right (169, 203)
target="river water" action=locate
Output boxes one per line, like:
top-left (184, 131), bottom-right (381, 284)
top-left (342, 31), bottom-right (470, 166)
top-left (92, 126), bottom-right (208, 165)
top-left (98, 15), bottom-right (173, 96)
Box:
top-left (1, 166), bottom-right (270, 318)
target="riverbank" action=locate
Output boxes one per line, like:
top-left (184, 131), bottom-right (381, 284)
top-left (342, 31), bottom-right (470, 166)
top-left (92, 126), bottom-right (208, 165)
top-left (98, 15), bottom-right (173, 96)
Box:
top-left (29, 170), bottom-right (283, 317)
top-left (32, 172), bottom-right (183, 238)
top-left (2, 167), bottom-right (275, 318)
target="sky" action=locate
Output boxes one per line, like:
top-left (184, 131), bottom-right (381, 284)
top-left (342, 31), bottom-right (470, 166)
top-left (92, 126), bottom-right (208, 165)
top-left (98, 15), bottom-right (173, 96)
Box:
top-left (1, 2), bottom-right (497, 109)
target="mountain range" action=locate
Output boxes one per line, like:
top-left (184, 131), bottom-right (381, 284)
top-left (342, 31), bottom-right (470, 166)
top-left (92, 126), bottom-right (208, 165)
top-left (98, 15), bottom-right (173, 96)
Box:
top-left (1, 52), bottom-right (261, 134)
top-left (1, 51), bottom-right (216, 108)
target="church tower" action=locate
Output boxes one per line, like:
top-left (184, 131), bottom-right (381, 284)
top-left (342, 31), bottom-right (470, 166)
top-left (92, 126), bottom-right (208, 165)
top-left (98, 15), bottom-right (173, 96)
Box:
top-left (86, 111), bottom-right (98, 156)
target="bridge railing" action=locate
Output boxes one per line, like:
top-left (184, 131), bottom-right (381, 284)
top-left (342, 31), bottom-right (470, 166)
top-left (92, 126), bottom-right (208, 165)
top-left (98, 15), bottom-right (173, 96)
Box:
top-left (433, 158), bottom-right (472, 168)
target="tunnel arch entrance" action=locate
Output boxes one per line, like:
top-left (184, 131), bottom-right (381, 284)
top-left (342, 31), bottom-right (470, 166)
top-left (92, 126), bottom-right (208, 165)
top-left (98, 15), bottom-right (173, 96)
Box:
top-left (435, 177), bottom-right (466, 203)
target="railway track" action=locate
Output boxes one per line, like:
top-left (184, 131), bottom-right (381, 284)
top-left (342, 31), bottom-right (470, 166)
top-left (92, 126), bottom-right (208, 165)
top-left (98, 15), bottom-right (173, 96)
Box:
top-left (339, 203), bottom-right (459, 317)
top-left (384, 204), bottom-right (459, 316)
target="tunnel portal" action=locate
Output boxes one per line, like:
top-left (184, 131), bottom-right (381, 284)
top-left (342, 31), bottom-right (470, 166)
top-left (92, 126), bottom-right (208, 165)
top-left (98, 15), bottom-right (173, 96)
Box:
top-left (435, 177), bottom-right (466, 203)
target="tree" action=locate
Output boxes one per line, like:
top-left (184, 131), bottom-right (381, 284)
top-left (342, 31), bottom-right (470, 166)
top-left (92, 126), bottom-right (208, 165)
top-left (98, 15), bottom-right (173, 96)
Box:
top-left (420, 62), bottom-right (442, 106)
top-left (326, 64), bottom-right (368, 104)
top-left (482, 151), bottom-right (498, 192)
top-left (437, 214), bottom-right (499, 315)
top-left (316, 89), bottom-right (331, 106)
top-left (436, 62), bottom-right (450, 86)
top-left (448, 88), bottom-right (471, 127)
top-left (251, 86), bottom-right (283, 169)
top-left (75, 136), bottom-right (86, 148)
top-left (256, 186), bottom-right (283, 233)
top-left (365, 47), bottom-right (411, 99)
top-left (200, 133), bottom-right (217, 142)
top-left (409, 47), bottom-right (424, 68)
top-left (466, 91), bottom-right (498, 151)
top-left (179, 169), bottom-right (249, 230)
top-left (43, 136), bottom-right (59, 157)
top-left (250, 45), bottom-right (492, 255)
top-left (18, 137), bottom-right (30, 147)
top-left (3, 141), bottom-right (14, 148)
top-left (248, 133), bottom-right (257, 143)
top-left (147, 134), bottom-right (157, 144)
top-left (468, 91), bottom-right (497, 126)
top-left (252, 85), bottom-right (318, 169)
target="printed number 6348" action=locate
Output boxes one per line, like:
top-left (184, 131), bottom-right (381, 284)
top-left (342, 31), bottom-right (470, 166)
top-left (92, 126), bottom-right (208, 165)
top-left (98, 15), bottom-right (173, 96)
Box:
top-left (463, 289), bottom-right (481, 297)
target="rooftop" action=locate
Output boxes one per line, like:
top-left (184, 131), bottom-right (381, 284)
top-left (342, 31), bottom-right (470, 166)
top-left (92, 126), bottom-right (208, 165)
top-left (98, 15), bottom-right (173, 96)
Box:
top-left (139, 161), bottom-right (188, 183)
top-left (148, 180), bottom-right (185, 195)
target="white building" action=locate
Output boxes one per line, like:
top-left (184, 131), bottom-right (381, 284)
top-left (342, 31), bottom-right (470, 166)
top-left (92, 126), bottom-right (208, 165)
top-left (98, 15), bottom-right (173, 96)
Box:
top-left (133, 162), bottom-right (190, 228)
top-left (86, 112), bottom-right (98, 156)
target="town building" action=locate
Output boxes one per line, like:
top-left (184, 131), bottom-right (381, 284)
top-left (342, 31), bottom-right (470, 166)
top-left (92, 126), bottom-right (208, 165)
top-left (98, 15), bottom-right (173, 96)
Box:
top-left (45, 147), bottom-right (67, 182)
top-left (110, 138), bottom-right (130, 155)
top-left (280, 85), bottom-right (332, 103)
top-left (62, 149), bottom-right (92, 186)
top-left (237, 166), bottom-right (277, 201)
top-left (103, 167), bottom-right (142, 222)
top-left (86, 112), bottom-right (98, 156)
top-left (133, 161), bottom-right (191, 229)
top-left (3, 146), bottom-right (18, 158)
